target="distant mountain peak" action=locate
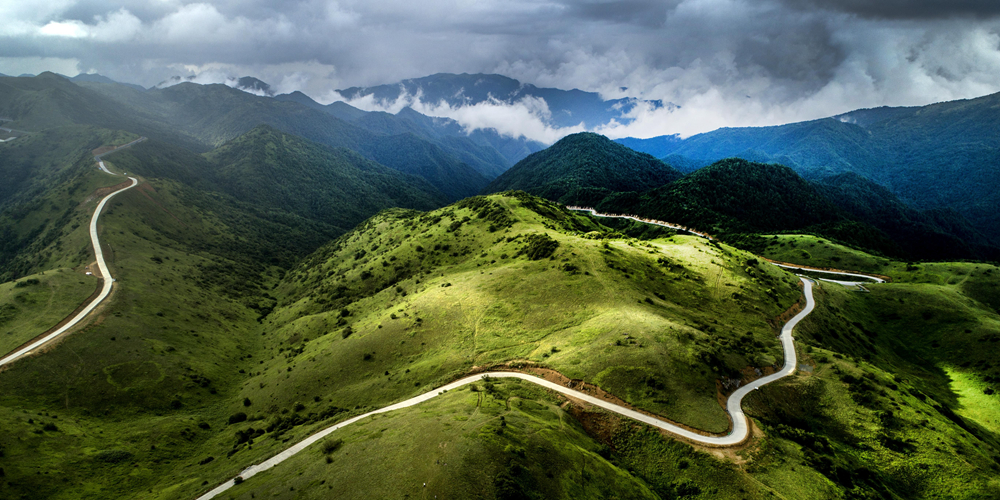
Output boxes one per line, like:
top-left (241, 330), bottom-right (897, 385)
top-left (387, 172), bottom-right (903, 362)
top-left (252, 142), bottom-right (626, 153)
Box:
top-left (153, 74), bottom-right (274, 96)
top-left (336, 72), bottom-right (677, 131)
top-left (235, 76), bottom-right (274, 96)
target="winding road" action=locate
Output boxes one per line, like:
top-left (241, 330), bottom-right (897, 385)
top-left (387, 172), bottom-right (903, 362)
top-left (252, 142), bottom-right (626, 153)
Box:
top-left (193, 238), bottom-right (833, 498)
top-left (0, 173), bottom-right (139, 367)
top-left (567, 206), bottom-right (715, 240)
top-left (771, 262), bottom-right (886, 285)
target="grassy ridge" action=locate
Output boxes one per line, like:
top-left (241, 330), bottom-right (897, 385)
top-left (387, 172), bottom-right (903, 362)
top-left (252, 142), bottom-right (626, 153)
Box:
top-left (738, 255), bottom-right (1000, 498)
top-left (0, 142), bottom-right (997, 499)
top-left (0, 189), bottom-right (803, 499)
top-left (222, 379), bottom-right (660, 500)
top-left (218, 205), bottom-right (1000, 500)
top-left (0, 269), bottom-right (96, 354)
top-left (257, 193), bottom-right (800, 435)
top-left (0, 170), bottom-right (268, 498)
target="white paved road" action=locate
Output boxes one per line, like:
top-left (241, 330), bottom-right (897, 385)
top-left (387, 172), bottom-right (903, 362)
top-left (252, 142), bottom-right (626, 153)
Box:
top-left (567, 206), bottom-right (714, 240)
top-left (194, 277), bottom-right (817, 499)
top-left (192, 205), bottom-right (899, 498)
top-left (771, 262), bottom-right (886, 284)
top-left (0, 176), bottom-right (139, 367)
top-left (93, 137), bottom-right (147, 175)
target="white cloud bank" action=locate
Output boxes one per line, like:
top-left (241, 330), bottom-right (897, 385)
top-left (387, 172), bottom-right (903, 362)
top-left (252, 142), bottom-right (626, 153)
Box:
top-left (5, 0), bottom-right (1000, 143)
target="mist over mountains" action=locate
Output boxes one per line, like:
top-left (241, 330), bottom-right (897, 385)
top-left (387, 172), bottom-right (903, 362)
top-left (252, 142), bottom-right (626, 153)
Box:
top-left (6, 69), bottom-right (1000, 250)
top-left (2, 58), bottom-right (1000, 500)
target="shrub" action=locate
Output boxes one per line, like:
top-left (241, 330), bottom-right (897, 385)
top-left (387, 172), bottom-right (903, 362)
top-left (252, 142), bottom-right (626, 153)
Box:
top-left (243, 397), bottom-right (252, 407)
top-left (95, 450), bottom-right (133, 463)
top-left (321, 438), bottom-right (343, 454)
top-left (518, 233), bottom-right (560, 260)
top-left (228, 412), bottom-right (248, 425)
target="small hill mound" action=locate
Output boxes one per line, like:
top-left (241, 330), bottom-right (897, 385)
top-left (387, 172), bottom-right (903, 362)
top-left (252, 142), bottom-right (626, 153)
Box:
top-left (483, 132), bottom-right (681, 204)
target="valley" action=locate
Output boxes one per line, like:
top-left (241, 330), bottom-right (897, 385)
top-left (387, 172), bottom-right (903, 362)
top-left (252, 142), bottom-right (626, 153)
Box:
top-left (0, 72), bottom-right (998, 500)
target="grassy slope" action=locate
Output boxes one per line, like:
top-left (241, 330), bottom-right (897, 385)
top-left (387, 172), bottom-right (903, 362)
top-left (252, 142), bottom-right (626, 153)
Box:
top-left (223, 378), bottom-right (659, 500)
top-left (0, 164), bottom-right (313, 499)
top-left (257, 193), bottom-right (800, 437)
top-left (738, 240), bottom-right (1000, 498)
top-left (0, 269), bottom-right (96, 354)
top-left (0, 189), bottom-right (803, 500)
top-left (0, 130), bottom-right (996, 499)
top-left (0, 126), bottom-right (144, 281)
top-left (218, 209), bottom-right (1000, 500)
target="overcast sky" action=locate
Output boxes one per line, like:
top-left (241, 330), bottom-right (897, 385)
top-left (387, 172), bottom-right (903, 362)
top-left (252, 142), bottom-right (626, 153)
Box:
top-left (3, 0), bottom-right (1000, 140)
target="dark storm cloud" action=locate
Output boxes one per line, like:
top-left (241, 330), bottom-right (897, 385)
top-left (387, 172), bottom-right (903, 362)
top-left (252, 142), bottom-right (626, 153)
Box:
top-left (3, 0), bottom-right (1000, 139)
top-left (776, 0), bottom-right (1000, 20)
top-left (561, 0), bottom-right (680, 28)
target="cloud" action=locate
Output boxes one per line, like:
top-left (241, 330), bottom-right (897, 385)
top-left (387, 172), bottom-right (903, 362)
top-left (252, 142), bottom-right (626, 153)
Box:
top-left (0, 56), bottom-right (80, 77)
top-left (333, 88), bottom-right (587, 143)
top-left (3, 0), bottom-right (1000, 140)
top-left (776, 0), bottom-right (1000, 20)
top-left (36, 8), bottom-right (141, 41)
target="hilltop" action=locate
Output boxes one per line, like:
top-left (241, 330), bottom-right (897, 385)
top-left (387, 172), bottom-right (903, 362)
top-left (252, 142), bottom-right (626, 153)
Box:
top-left (484, 132), bottom-right (682, 204)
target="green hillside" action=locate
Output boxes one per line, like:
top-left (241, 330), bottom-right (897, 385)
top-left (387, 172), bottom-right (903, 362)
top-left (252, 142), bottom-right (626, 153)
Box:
top-left (597, 159), bottom-right (903, 257)
top-left (484, 132), bottom-right (682, 204)
top-left (812, 172), bottom-right (998, 260)
top-left (77, 80), bottom-right (506, 198)
top-left (0, 268), bottom-right (96, 354)
top-left (1, 162), bottom-right (997, 499)
top-left (203, 125), bottom-right (449, 229)
top-left (621, 92), bottom-right (1000, 242)
top-left (0, 189), bottom-right (808, 499)
top-left (1, 73), bottom-right (998, 500)
top-left (358, 132), bottom-right (489, 200)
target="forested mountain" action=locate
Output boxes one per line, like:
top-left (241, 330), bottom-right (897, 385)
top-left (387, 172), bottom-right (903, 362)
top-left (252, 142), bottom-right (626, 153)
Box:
top-left (812, 172), bottom-right (995, 260)
top-left (606, 159), bottom-right (1000, 260)
top-left (483, 132), bottom-right (682, 204)
top-left (337, 72), bottom-right (673, 129)
top-left (598, 159), bottom-right (904, 255)
top-left (616, 92), bottom-right (1000, 242)
top-left (202, 125), bottom-right (448, 230)
top-left (495, 128), bottom-right (997, 259)
top-left (0, 72), bottom-right (205, 150)
top-left (2, 70), bottom-right (1000, 500)
top-left (273, 90), bottom-right (544, 168)
top-left (29, 76), bottom-right (501, 199)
